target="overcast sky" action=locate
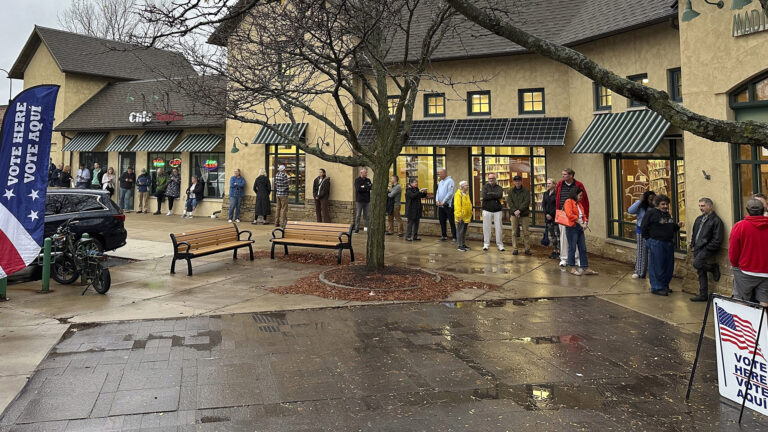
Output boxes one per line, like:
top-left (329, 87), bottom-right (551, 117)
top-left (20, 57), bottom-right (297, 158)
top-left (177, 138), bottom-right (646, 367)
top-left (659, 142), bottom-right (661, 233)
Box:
top-left (0, 0), bottom-right (72, 101)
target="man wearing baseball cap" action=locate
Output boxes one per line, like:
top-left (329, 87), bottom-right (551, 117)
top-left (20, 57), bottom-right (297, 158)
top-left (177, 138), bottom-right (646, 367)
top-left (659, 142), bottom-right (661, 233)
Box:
top-left (729, 199), bottom-right (768, 306)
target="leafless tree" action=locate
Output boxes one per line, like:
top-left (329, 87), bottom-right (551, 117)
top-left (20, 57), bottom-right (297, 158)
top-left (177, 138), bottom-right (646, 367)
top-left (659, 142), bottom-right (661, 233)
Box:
top-left (140, 0), bottom-right (472, 271)
top-left (59, 0), bottom-right (162, 42)
top-left (445, 0), bottom-right (768, 148)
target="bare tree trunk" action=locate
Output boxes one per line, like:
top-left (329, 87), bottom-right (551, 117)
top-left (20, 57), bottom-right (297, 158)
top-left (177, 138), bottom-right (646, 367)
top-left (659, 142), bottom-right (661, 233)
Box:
top-left (365, 163), bottom-right (390, 271)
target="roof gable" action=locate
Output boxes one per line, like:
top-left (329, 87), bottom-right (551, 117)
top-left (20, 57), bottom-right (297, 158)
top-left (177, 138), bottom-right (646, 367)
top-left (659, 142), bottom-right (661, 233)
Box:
top-left (9, 26), bottom-right (197, 80)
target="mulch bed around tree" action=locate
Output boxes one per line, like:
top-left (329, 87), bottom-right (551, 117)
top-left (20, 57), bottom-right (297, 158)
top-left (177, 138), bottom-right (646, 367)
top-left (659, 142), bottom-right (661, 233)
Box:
top-left (270, 265), bottom-right (500, 302)
top-left (246, 250), bottom-right (362, 266)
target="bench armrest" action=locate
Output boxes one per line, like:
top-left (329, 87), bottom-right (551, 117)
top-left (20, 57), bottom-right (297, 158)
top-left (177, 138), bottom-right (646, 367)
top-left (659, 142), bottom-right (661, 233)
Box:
top-left (238, 230), bottom-right (253, 241)
top-left (339, 232), bottom-right (351, 244)
top-left (271, 228), bottom-right (285, 239)
top-left (176, 241), bottom-right (192, 254)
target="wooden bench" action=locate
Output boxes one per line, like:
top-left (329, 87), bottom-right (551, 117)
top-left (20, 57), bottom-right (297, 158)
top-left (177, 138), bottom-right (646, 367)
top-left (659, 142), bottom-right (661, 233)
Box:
top-left (170, 224), bottom-right (254, 276)
top-left (270, 221), bottom-right (354, 264)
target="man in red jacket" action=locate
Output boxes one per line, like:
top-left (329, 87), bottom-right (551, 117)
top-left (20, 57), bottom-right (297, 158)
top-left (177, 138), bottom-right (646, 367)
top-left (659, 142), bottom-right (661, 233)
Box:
top-left (555, 168), bottom-right (589, 267)
top-left (729, 199), bottom-right (768, 306)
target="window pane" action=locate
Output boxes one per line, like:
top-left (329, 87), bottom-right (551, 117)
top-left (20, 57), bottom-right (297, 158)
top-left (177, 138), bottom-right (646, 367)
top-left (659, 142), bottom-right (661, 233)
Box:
top-left (761, 145), bottom-right (768, 161)
top-left (756, 78), bottom-right (768, 101)
top-left (533, 157), bottom-right (547, 217)
top-left (472, 156), bottom-right (483, 220)
top-left (190, 153), bottom-right (225, 198)
top-left (396, 153), bottom-right (436, 218)
top-left (533, 101), bottom-right (543, 111)
top-left (268, 145), bottom-right (305, 204)
top-left (738, 164), bottom-right (754, 220)
top-left (735, 88), bottom-right (749, 103)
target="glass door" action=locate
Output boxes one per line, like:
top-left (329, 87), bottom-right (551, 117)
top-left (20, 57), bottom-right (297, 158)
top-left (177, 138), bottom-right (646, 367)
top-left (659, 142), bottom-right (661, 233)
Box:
top-left (119, 152), bottom-right (136, 210)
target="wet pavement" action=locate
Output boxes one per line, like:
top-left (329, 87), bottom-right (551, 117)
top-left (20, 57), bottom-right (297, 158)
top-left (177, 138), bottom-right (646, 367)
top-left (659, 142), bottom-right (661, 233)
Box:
top-left (1, 297), bottom-right (765, 431)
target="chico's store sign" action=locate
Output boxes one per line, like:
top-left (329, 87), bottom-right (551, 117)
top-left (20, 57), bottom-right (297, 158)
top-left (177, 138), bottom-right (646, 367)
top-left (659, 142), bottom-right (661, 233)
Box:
top-left (128, 110), bottom-right (183, 123)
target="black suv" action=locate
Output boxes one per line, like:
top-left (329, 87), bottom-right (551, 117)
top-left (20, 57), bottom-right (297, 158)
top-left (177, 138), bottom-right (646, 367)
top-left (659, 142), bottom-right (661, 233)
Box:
top-left (45, 188), bottom-right (127, 251)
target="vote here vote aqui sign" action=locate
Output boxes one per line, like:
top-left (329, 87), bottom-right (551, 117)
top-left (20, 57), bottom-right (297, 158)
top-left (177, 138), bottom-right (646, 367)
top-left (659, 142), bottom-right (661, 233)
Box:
top-left (714, 296), bottom-right (768, 416)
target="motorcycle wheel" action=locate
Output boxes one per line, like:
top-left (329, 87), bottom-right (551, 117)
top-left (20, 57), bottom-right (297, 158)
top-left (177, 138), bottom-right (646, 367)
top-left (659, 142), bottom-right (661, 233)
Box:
top-left (52, 258), bottom-right (79, 285)
top-left (92, 268), bottom-right (111, 294)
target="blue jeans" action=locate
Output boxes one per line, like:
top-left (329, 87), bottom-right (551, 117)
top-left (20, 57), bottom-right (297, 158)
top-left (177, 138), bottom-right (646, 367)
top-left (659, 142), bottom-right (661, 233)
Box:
top-left (228, 195), bottom-right (242, 220)
top-left (118, 188), bottom-right (133, 210)
top-left (565, 225), bottom-right (588, 268)
top-left (646, 238), bottom-right (674, 293)
top-left (185, 198), bottom-right (198, 212)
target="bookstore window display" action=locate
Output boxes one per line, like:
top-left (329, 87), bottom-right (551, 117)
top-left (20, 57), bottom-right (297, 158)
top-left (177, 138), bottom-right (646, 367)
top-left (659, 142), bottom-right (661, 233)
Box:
top-left (390, 146), bottom-right (445, 219)
top-left (606, 138), bottom-right (686, 249)
top-left (470, 146), bottom-right (547, 225)
top-left (267, 144), bottom-right (306, 204)
top-left (732, 144), bottom-right (768, 220)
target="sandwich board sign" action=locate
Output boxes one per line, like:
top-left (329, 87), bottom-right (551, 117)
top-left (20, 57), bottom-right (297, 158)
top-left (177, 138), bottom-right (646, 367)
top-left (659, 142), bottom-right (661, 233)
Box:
top-left (713, 296), bottom-right (768, 415)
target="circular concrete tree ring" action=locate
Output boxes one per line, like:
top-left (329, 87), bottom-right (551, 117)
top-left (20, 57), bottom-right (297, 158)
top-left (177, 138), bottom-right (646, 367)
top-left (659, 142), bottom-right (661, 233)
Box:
top-left (318, 267), bottom-right (440, 291)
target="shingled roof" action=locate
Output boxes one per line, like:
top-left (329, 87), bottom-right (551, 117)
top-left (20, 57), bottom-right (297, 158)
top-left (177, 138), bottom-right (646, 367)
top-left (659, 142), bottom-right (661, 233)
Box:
top-left (9, 26), bottom-right (197, 80)
top-left (210, 0), bottom-right (677, 62)
top-left (55, 76), bottom-right (225, 131)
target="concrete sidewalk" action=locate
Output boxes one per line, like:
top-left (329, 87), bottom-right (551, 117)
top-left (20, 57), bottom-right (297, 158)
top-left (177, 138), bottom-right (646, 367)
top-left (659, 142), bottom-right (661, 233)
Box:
top-left (0, 212), bottom-right (713, 414)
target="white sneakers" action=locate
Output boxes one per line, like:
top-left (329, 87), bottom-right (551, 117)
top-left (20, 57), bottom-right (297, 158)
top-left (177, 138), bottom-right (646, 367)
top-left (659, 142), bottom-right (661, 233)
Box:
top-left (181, 211), bottom-right (187, 218)
top-left (235, 219), bottom-right (240, 223)
top-left (631, 273), bottom-right (640, 279)
top-left (228, 219), bottom-right (232, 223)
top-left (166, 211), bottom-right (172, 216)
top-left (559, 259), bottom-right (567, 267)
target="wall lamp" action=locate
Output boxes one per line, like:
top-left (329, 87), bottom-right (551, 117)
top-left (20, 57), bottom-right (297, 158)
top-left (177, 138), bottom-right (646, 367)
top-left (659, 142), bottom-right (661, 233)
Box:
top-left (682, 0), bottom-right (726, 22)
top-left (231, 136), bottom-right (248, 154)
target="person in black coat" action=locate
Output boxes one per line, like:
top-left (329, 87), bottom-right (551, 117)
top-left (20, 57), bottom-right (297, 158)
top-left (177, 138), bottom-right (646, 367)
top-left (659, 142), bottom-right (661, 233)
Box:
top-left (312, 168), bottom-right (331, 222)
top-left (252, 168), bottom-right (272, 224)
top-left (689, 197), bottom-right (724, 302)
top-left (405, 179), bottom-right (427, 241)
top-left (541, 178), bottom-right (560, 259)
top-left (182, 176), bottom-right (205, 218)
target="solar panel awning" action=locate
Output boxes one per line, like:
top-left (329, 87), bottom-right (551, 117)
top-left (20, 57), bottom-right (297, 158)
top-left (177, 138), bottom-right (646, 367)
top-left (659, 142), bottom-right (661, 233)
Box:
top-left (173, 134), bottom-right (224, 152)
top-left (62, 132), bottom-right (108, 152)
top-left (130, 130), bottom-right (181, 152)
top-left (355, 118), bottom-right (569, 147)
top-left (572, 109), bottom-right (670, 154)
top-left (252, 123), bottom-right (308, 144)
top-left (104, 135), bottom-right (137, 152)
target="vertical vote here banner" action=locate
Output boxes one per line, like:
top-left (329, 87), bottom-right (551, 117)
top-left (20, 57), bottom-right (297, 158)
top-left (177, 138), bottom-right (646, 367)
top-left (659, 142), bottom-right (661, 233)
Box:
top-left (713, 296), bottom-right (768, 416)
top-left (0, 85), bottom-right (59, 278)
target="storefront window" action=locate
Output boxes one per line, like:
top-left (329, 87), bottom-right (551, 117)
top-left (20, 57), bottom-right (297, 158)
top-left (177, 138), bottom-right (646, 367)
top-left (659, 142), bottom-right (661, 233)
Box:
top-left (470, 146), bottom-right (547, 226)
top-left (606, 138), bottom-right (686, 249)
top-left (389, 147), bottom-right (445, 219)
top-left (732, 144), bottom-right (768, 220)
top-left (267, 145), bottom-right (305, 204)
top-left (78, 152), bottom-right (108, 181)
top-left (190, 153), bottom-right (225, 198)
top-left (147, 152), bottom-right (181, 194)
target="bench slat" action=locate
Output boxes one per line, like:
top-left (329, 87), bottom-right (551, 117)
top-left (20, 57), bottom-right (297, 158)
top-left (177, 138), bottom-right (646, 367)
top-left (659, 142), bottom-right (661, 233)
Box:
top-left (188, 241), bottom-right (254, 256)
top-left (272, 239), bottom-right (339, 247)
top-left (173, 225), bottom-right (236, 238)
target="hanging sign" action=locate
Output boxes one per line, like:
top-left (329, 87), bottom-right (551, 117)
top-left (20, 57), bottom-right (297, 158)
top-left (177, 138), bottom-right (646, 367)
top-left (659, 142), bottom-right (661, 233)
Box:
top-left (713, 296), bottom-right (768, 416)
top-left (152, 158), bottom-right (165, 168)
top-left (168, 158), bottom-right (182, 168)
top-left (204, 160), bottom-right (218, 171)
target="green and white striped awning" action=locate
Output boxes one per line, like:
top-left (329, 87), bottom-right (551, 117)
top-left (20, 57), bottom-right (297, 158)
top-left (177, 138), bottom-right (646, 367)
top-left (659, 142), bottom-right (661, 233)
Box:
top-left (252, 123), bottom-right (308, 144)
top-left (62, 132), bottom-right (108, 152)
top-left (104, 135), bottom-right (137, 152)
top-left (572, 109), bottom-right (670, 154)
top-left (173, 134), bottom-right (224, 152)
top-left (130, 130), bottom-right (181, 152)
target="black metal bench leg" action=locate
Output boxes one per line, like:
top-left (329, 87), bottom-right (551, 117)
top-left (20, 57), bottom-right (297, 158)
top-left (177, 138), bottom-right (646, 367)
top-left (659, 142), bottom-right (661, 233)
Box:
top-left (271, 243), bottom-right (276, 259)
top-left (349, 246), bottom-right (355, 262)
top-left (337, 248), bottom-right (342, 264)
top-left (283, 244), bottom-right (288, 256)
top-left (186, 258), bottom-right (193, 276)
top-left (171, 257), bottom-right (177, 274)
top-left (233, 248), bottom-right (237, 260)
top-left (248, 245), bottom-right (254, 261)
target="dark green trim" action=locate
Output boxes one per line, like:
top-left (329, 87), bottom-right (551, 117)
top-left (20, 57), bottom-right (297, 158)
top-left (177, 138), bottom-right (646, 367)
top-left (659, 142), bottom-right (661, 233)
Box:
top-left (728, 72), bottom-right (768, 108)
top-left (627, 73), bottom-right (648, 108)
top-left (731, 143), bottom-right (768, 222)
top-left (518, 88), bottom-right (545, 115)
top-left (667, 68), bottom-right (682, 103)
top-left (467, 90), bottom-right (491, 116)
top-left (593, 82), bottom-right (611, 111)
top-left (423, 93), bottom-right (446, 118)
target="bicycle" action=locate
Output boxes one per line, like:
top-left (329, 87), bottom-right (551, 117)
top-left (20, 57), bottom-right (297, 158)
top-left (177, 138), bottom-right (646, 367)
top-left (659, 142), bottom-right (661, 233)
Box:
top-left (45, 219), bottom-right (111, 294)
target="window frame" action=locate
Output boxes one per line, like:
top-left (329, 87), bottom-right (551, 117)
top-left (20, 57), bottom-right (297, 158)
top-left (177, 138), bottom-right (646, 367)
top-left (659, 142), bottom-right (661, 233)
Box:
top-left (731, 143), bottom-right (768, 221)
top-left (266, 144), bottom-right (305, 204)
top-left (423, 93), bottom-right (446, 118)
top-left (518, 88), bottom-right (545, 115)
top-left (667, 68), bottom-right (682, 103)
top-left (593, 83), bottom-right (612, 111)
top-left (189, 152), bottom-right (226, 199)
top-left (604, 138), bottom-right (687, 251)
top-left (147, 152), bottom-right (182, 194)
top-left (387, 95), bottom-right (400, 117)
top-left (389, 147), bottom-right (446, 220)
top-left (627, 73), bottom-right (649, 108)
top-left (467, 90), bottom-right (491, 116)
top-left (729, 73), bottom-right (768, 108)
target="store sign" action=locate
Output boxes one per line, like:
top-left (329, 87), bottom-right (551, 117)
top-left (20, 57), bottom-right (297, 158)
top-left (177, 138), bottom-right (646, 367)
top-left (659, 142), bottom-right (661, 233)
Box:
top-left (152, 158), bottom-right (165, 168)
top-left (733, 8), bottom-right (768, 37)
top-left (713, 296), bottom-right (768, 416)
top-left (204, 160), bottom-right (218, 171)
top-left (168, 158), bottom-right (182, 168)
top-left (128, 110), bottom-right (184, 123)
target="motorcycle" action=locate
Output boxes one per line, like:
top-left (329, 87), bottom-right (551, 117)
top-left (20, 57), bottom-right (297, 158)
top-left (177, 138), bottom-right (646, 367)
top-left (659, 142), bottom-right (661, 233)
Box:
top-left (45, 219), bottom-right (111, 294)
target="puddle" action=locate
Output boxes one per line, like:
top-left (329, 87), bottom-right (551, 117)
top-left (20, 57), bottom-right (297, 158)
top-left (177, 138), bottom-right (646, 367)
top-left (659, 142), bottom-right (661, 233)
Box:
top-left (508, 335), bottom-right (585, 345)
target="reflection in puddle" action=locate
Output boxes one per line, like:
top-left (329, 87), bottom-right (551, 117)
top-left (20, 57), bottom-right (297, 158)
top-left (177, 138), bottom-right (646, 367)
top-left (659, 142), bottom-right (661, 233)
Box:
top-left (509, 335), bottom-right (584, 345)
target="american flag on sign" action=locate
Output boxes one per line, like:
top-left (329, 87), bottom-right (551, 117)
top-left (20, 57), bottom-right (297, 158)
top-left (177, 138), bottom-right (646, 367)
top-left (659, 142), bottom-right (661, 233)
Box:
top-left (717, 305), bottom-right (765, 360)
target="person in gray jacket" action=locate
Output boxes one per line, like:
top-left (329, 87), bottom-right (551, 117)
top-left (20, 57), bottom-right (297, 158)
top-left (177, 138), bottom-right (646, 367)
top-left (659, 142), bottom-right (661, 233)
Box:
top-left (386, 175), bottom-right (404, 236)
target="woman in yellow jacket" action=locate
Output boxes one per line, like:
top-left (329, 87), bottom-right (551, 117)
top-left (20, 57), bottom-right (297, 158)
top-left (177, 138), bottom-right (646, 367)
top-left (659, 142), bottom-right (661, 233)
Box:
top-left (454, 180), bottom-right (473, 251)
top-left (563, 187), bottom-right (599, 276)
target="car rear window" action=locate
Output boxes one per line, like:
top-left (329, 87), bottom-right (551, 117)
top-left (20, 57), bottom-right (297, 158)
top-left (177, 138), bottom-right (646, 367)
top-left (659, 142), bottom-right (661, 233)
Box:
top-left (62, 194), bottom-right (106, 213)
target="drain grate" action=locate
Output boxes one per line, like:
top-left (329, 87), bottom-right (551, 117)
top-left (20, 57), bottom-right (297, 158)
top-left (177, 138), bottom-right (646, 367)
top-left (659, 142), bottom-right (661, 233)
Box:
top-left (252, 313), bottom-right (288, 325)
